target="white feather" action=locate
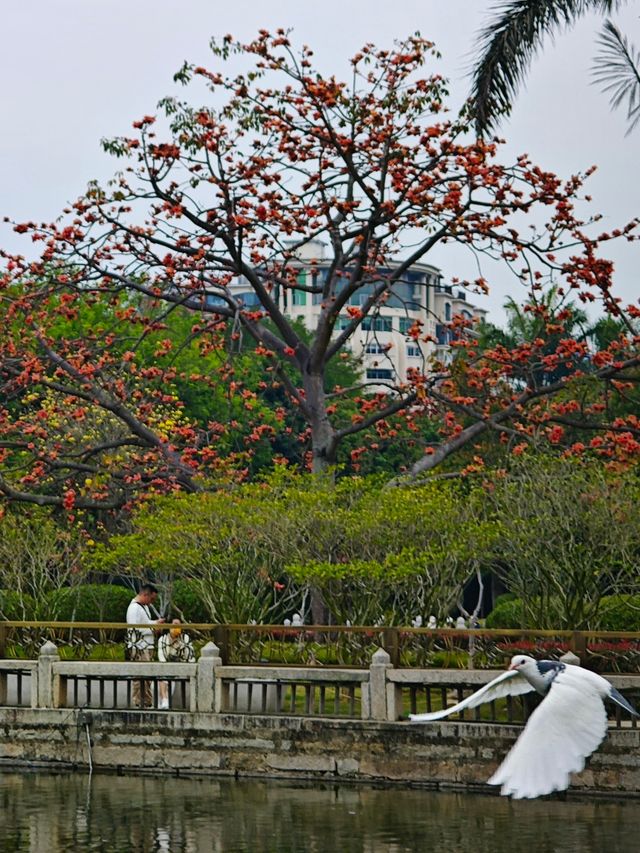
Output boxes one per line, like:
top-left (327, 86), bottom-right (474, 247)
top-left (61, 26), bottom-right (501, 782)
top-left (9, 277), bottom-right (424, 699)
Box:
top-left (409, 669), bottom-right (534, 722)
top-left (488, 666), bottom-right (609, 799)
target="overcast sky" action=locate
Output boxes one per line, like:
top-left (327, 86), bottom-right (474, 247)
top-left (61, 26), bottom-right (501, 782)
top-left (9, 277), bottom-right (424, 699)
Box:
top-left (1, 1), bottom-right (638, 323)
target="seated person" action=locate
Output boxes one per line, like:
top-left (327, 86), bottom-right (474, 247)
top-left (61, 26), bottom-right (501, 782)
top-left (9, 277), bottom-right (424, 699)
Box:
top-left (158, 619), bottom-right (195, 709)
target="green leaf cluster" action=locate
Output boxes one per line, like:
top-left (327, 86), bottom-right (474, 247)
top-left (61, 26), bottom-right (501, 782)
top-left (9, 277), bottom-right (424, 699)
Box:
top-left (485, 455), bottom-right (640, 629)
top-left (275, 475), bottom-right (494, 625)
top-left (47, 584), bottom-right (133, 623)
top-left (87, 472), bottom-right (494, 626)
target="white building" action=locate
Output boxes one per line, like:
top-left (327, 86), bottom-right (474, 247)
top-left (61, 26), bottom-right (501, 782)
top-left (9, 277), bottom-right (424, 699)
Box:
top-left (226, 240), bottom-right (487, 386)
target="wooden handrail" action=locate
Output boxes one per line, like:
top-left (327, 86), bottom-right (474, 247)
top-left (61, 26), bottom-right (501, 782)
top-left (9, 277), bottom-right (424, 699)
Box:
top-left (206, 625), bottom-right (640, 640)
top-left (0, 621), bottom-right (639, 639)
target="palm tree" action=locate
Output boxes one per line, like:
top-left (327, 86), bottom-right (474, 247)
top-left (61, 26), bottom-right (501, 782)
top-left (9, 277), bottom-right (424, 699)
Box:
top-left (470, 0), bottom-right (640, 136)
top-left (592, 19), bottom-right (640, 133)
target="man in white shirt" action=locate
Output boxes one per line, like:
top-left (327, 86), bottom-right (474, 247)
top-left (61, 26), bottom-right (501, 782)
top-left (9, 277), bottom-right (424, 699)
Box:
top-left (126, 583), bottom-right (164, 708)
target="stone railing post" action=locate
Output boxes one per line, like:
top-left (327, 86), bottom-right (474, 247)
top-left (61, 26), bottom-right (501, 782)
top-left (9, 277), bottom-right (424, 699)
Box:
top-left (197, 641), bottom-right (223, 713)
top-left (368, 647), bottom-right (393, 721)
top-left (37, 641), bottom-right (60, 709)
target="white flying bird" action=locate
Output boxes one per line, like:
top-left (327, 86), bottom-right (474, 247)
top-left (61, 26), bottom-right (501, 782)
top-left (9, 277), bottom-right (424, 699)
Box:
top-left (410, 654), bottom-right (639, 799)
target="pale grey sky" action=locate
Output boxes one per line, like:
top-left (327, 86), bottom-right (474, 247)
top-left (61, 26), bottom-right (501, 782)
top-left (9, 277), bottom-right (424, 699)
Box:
top-left (1, 1), bottom-right (638, 323)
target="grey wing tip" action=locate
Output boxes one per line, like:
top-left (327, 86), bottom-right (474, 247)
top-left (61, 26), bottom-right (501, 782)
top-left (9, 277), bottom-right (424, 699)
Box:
top-left (610, 686), bottom-right (640, 717)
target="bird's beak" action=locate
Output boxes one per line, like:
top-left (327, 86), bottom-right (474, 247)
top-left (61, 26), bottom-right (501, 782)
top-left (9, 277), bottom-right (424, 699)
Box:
top-left (508, 663), bottom-right (518, 671)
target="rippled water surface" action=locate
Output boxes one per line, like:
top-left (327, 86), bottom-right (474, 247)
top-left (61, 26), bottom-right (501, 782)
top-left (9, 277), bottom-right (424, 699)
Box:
top-left (0, 771), bottom-right (637, 852)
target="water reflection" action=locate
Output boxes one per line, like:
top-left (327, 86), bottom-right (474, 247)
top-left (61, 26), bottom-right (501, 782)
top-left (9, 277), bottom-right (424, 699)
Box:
top-left (0, 771), bottom-right (636, 852)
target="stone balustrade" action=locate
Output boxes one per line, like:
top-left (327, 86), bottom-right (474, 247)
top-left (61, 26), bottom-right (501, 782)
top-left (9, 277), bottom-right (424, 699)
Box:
top-left (0, 643), bottom-right (638, 793)
top-left (1, 642), bottom-right (638, 728)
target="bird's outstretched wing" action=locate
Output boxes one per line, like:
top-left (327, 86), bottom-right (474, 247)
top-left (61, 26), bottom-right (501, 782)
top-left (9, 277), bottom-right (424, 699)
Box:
top-left (409, 669), bottom-right (534, 722)
top-left (488, 666), bottom-right (608, 799)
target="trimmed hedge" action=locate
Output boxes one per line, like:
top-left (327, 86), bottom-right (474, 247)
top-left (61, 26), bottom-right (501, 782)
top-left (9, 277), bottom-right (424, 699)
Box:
top-left (485, 594), bottom-right (640, 631)
top-left (492, 592), bottom-right (518, 607)
top-left (485, 597), bottom-right (525, 629)
top-left (38, 581), bottom-right (213, 624)
top-left (46, 584), bottom-right (133, 622)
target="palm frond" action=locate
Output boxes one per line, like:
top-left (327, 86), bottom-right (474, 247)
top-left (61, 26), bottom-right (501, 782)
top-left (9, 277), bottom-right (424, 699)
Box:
top-left (470, 0), bottom-right (624, 137)
top-left (592, 19), bottom-right (640, 133)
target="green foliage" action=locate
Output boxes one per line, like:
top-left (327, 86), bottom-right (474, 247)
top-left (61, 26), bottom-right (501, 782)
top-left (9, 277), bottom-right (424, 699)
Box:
top-left (171, 579), bottom-right (211, 624)
top-left (85, 460), bottom-right (640, 631)
top-left (469, 0), bottom-right (637, 135)
top-left (493, 592), bottom-right (518, 607)
top-left (598, 596), bottom-right (640, 632)
top-left (46, 584), bottom-right (133, 622)
top-left (486, 594), bottom-right (640, 633)
top-left (0, 590), bottom-right (36, 620)
top-left (286, 478), bottom-right (496, 625)
top-left (486, 456), bottom-right (640, 629)
top-left (485, 597), bottom-right (526, 629)
top-left (0, 508), bottom-right (85, 617)
top-left (88, 472), bottom-right (493, 626)
top-left (88, 475), bottom-right (305, 624)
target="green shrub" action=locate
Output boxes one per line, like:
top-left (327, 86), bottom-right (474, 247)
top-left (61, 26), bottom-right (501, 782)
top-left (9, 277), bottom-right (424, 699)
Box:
top-left (47, 584), bottom-right (133, 622)
top-left (0, 590), bottom-right (36, 620)
top-left (598, 596), bottom-right (640, 632)
top-left (485, 597), bottom-right (525, 629)
top-left (492, 592), bottom-right (518, 608)
top-left (486, 593), bottom-right (640, 631)
top-left (171, 579), bottom-right (211, 624)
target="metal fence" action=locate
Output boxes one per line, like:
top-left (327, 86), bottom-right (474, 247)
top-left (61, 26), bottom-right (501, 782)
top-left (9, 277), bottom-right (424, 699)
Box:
top-left (1, 622), bottom-right (640, 673)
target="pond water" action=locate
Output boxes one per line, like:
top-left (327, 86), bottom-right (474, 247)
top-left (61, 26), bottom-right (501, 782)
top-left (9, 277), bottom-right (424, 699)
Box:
top-left (0, 771), bottom-right (637, 852)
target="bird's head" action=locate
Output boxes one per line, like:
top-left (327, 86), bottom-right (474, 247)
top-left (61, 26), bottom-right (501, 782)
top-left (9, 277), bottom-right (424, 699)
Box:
top-left (508, 654), bottom-right (536, 672)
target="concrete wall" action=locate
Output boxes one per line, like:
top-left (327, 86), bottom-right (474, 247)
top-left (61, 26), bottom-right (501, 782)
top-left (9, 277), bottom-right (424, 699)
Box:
top-left (0, 707), bottom-right (638, 796)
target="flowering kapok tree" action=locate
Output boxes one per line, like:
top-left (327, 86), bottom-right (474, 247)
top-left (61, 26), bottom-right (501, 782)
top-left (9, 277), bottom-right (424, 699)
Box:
top-left (1, 31), bottom-right (639, 511)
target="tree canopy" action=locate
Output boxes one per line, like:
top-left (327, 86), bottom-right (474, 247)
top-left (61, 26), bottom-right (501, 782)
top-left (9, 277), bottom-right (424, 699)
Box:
top-left (1, 31), bottom-right (639, 513)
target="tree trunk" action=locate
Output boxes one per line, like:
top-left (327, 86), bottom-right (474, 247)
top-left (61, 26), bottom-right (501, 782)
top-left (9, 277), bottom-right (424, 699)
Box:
top-left (305, 371), bottom-right (337, 474)
top-left (310, 585), bottom-right (329, 625)
top-left (304, 369), bottom-right (334, 623)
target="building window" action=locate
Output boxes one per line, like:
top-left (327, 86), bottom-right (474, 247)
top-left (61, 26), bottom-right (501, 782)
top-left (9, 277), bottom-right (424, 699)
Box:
top-left (348, 292), bottom-right (368, 307)
top-left (237, 291), bottom-right (260, 307)
top-left (406, 344), bottom-right (421, 357)
top-left (399, 317), bottom-right (420, 335)
top-left (365, 342), bottom-right (387, 354)
top-left (435, 324), bottom-right (452, 345)
top-left (361, 316), bottom-right (393, 332)
top-left (336, 316), bottom-right (351, 330)
top-left (366, 368), bottom-right (394, 381)
top-left (311, 269), bottom-right (326, 304)
top-left (205, 293), bottom-right (227, 309)
top-left (444, 302), bottom-right (452, 321)
top-left (293, 289), bottom-right (307, 306)
top-left (296, 270), bottom-right (307, 285)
